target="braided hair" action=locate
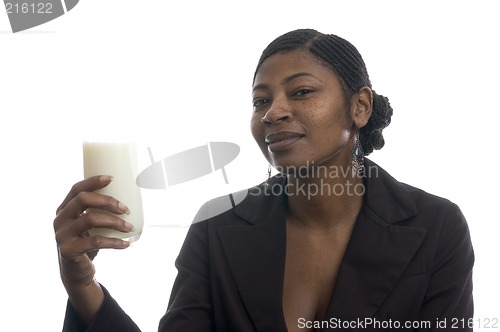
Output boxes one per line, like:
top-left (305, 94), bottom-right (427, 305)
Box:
top-left (253, 29), bottom-right (393, 156)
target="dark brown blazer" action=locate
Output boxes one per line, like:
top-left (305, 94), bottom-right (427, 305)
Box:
top-left (64, 159), bottom-right (474, 331)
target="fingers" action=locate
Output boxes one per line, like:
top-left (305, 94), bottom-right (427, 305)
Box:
top-left (55, 174), bottom-right (130, 222)
top-left (54, 176), bottom-right (133, 260)
top-left (59, 236), bottom-right (130, 261)
top-left (58, 210), bottom-right (133, 238)
top-left (58, 190), bottom-right (130, 220)
top-left (55, 212), bottom-right (132, 261)
top-left (56, 175), bottom-right (113, 215)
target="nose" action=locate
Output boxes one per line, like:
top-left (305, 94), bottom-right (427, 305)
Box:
top-left (261, 97), bottom-right (292, 124)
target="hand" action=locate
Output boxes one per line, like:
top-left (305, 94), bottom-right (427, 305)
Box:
top-left (54, 175), bottom-right (133, 324)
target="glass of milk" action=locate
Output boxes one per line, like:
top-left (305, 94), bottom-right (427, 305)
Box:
top-left (83, 141), bottom-right (144, 242)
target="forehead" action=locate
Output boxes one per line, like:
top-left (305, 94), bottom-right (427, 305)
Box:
top-left (253, 49), bottom-right (339, 87)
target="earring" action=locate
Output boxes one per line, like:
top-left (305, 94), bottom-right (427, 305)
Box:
top-left (351, 135), bottom-right (365, 175)
top-left (265, 164), bottom-right (272, 189)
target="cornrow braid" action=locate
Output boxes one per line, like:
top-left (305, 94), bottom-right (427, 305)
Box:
top-left (254, 29), bottom-right (393, 156)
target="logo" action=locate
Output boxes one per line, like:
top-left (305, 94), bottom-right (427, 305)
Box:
top-left (136, 142), bottom-right (248, 224)
top-left (4, 0), bottom-right (79, 33)
top-left (136, 142), bottom-right (241, 189)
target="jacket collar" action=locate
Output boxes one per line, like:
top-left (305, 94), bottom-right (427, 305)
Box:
top-left (217, 159), bottom-right (425, 330)
top-left (233, 158), bottom-right (418, 225)
top-left (361, 159), bottom-right (418, 223)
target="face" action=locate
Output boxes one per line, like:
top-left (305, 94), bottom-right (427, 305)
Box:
top-left (251, 49), bottom-right (366, 173)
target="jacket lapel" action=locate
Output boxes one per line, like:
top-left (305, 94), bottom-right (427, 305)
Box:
top-left (217, 177), bottom-right (289, 331)
top-left (326, 206), bottom-right (426, 323)
top-left (326, 160), bottom-right (426, 323)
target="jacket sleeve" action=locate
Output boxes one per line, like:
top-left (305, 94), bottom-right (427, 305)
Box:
top-left (62, 285), bottom-right (141, 332)
top-left (418, 203), bottom-right (474, 331)
top-left (158, 218), bottom-right (214, 331)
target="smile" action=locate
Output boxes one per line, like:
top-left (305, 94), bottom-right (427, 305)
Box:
top-left (265, 132), bottom-right (305, 152)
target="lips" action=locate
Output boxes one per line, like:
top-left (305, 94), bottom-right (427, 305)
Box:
top-left (265, 131), bottom-right (304, 152)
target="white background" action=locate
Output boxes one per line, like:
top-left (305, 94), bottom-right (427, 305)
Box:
top-left (1, 0), bottom-right (499, 331)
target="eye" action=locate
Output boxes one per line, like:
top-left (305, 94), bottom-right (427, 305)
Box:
top-left (293, 88), bottom-right (314, 97)
top-left (253, 98), bottom-right (270, 109)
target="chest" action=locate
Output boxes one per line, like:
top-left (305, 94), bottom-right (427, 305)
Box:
top-left (282, 224), bottom-right (354, 332)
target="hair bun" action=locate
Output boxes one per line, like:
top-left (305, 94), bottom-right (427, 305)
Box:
top-left (359, 91), bottom-right (393, 155)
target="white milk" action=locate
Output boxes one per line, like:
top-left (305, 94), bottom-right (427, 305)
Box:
top-left (83, 142), bottom-right (144, 242)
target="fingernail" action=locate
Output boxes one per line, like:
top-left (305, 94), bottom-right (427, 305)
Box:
top-left (124, 221), bottom-right (135, 232)
top-left (122, 240), bottom-right (130, 248)
top-left (100, 175), bottom-right (113, 182)
top-left (118, 201), bottom-right (130, 215)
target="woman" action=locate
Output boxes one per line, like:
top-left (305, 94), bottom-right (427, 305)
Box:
top-left (55, 29), bottom-right (474, 331)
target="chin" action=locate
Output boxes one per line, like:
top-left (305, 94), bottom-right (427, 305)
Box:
top-left (270, 150), bottom-right (351, 177)
top-left (269, 157), bottom-right (316, 176)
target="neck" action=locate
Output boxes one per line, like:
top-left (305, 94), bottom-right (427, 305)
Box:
top-left (285, 160), bottom-right (365, 231)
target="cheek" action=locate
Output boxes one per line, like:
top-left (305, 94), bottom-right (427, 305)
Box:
top-left (326, 100), bottom-right (352, 130)
top-left (335, 107), bottom-right (352, 130)
top-left (306, 104), bottom-right (352, 149)
top-left (309, 100), bottom-right (349, 130)
top-left (250, 115), bottom-right (265, 145)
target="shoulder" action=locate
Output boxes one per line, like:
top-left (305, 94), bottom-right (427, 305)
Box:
top-left (190, 175), bottom-right (286, 229)
top-left (405, 182), bottom-right (471, 245)
top-left (364, 159), bottom-right (467, 229)
top-left (372, 165), bottom-right (472, 258)
top-left (363, 160), bottom-right (473, 263)
top-left (401, 183), bottom-right (471, 249)
top-left (191, 188), bottom-right (250, 225)
top-left (399, 182), bottom-right (474, 287)
top-left (367, 160), bottom-right (474, 261)
top-left (400, 182), bottom-right (463, 223)
top-left (178, 181), bottom-right (280, 257)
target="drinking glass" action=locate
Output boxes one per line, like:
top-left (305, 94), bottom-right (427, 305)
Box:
top-left (83, 141), bottom-right (144, 242)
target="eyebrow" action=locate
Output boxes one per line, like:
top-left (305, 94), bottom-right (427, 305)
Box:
top-left (252, 72), bottom-right (318, 92)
